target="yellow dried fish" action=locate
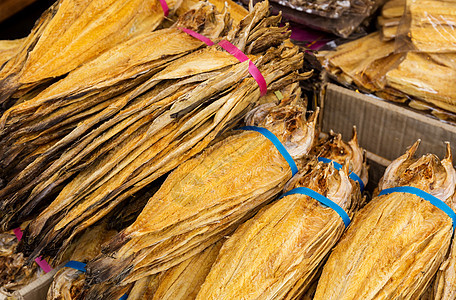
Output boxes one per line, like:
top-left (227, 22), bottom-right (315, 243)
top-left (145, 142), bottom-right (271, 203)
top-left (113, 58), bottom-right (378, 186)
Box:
top-left (86, 100), bottom-right (318, 287)
top-left (409, 0), bottom-right (456, 52)
top-left (152, 240), bottom-right (223, 300)
top-left (386, 52), bottom-right (456, 113)
top-left (196, 158), bottom-right (360, 300)
top-left (314, 141), bottom-right (456, 300)
top-left (0, 0), bottom-right (182, 104)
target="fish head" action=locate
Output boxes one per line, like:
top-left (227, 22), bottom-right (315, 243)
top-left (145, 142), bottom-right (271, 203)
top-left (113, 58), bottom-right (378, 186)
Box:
top-left (310, 126), bottom-right (368, 186)
top-left (379, 141), bottom-right (456, 202)
top-left (245, 102), bottom-right (318, 159)
top-left (284, 159), bottom-right (353, 207)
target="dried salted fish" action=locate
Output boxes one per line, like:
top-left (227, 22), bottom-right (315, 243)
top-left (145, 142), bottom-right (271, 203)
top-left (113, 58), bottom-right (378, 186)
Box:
top-left (0, 0), bottom-right (183, 106)
top-left (151, 240), bottom-right (223, 300)
top-left (47, 224), bottom-right (117, 300)
top-left (13, 2), bottom-right (309, 269)
top-left (0, 2), bottom-right (233, 228)
top-left (386, 52), bottom-right (456, 113)
top-left (314, 141), bottom-right (456, 300)
top-left (409, 0), bottom-right (456, 52)
top-left (318, 33), bottom-right (396, 86)
top-left (85, 99), bottom-right (318, 289)
top-left (196, 158), bottom-right (360, 300)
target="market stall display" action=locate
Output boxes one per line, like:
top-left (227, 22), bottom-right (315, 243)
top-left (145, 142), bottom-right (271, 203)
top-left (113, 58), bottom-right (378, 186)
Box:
top-left (1, 0), bottom-right (456, 298)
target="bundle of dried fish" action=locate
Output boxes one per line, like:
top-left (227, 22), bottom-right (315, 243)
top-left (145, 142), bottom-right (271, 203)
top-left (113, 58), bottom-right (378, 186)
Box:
top-left (11, 2), bottom-right (309, 275)
top-left (196, 157), bottom-right (360, 300)
top-left (0, 0), bottom-right (182, 108)
top-left (0, 2), bottom-right (233, 227)
top-left (0, 2), bottom-right (225, 187)
top-left (377, 0), bottom-right (404, 40)
top-left (314, 141), bottom-right (456, 299)
top-left (150, 240), bottom-right (223, 300)
top-left (85, 97), bottom-right (317, 290)
top-left (317, 32), bottom-right (399, 92)
top-left (47, 224), bottom-right (117, 300)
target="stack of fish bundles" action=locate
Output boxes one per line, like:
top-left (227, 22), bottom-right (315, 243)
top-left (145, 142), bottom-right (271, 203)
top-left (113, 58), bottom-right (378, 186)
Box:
top-left (0, 0), bottom-right (313, 270)
top-left (314, 141), bottom-right (456, 299)
top-left (194, 129), bottom-right (366, 300)
top-left (83, 91), bottom-right (317, 296)
top-left (318, 0), bottom-right (456, 120)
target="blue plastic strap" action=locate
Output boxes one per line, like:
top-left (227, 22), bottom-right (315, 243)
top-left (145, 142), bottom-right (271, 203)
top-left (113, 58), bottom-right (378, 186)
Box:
top-left (64, 260), bottom-right (86, 272)
top-left (280, 187), bottom-right (351, 227)
top-left (379, 186), bottom-right (456, 231)
top-left (238, 126), bottom-right (298, 176)
top-left (318, 157), bottom-right (365, 192)
top-left (119, 294), bottom-right (128, 300)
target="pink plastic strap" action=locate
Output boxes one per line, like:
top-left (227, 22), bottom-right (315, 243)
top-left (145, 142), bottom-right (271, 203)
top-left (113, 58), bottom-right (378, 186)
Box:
top-left (248, 61), bottom-right (267, 96)
top-left (219, 40), bottom-right (267, 96)
top-left (178, 27), bottom-right (214, 46)
top-left (219, 40), bottom-right (249, 62)
top-left (35, 256), bottom-right (52, 273)
top-left (159, 0), bottom-right (169, 16)
top-left (13, 228), bottom-right (23, 241)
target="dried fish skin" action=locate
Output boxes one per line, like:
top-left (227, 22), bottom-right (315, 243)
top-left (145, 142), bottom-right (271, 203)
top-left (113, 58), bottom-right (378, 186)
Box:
top-left (309, 128), bottom-right (368, 187)
top-left (196, 159), bottom-right (359, 300)
top-left (86, 101), bottom-right (317, 285)
top-left (152, 240), bottom-right (223, 300)
top-left (314, 142), bottom-right (456, 300)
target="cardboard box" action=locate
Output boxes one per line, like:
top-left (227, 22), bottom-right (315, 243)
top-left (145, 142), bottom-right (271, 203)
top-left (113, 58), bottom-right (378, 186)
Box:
top-left (322, 83), bottom-right (456, 164)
